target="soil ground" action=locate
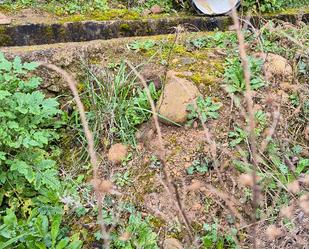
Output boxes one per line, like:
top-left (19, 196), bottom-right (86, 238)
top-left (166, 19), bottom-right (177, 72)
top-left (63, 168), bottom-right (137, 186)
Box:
top-left (1, 20), bottom-right (308, 248)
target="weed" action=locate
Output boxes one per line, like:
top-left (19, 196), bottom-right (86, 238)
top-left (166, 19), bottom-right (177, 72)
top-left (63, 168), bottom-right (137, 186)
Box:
top-left (201, 222), bottom-right (237, 249)
top-left (137, 0), bottom-right (174, 12)
top-left (228, 127), bottom-right (248, 147)
top-left (188, 31), bottom-right (238, 50)
top-left (113, 171), bottom-right (131, 187)
top-left (110, 212), bottom-right (158, 248)
top-left (121, 152), bottom-right (133, 166)
top-left (224, 56), bottom-right (265, 93)
top-left (266, 143), bottom-right (308, 185)
top-left (289, 92), bottom-right (300, 107)
top-left (187, 156), bottom-right (211, 175)
top-left (241, 0), bottom-right (308, 12)
top-left (254, 110), bottom-right (268, 136)
top-left (0, 53), bottom-right (82, 248)
top-left (3, 0), bottom-right (108, 14)
top-left (128, 39), bottom-right (157, 52)
top-left (187, 96), bottom-right (222, 126)
top-left (149, 155), bottom-right (162, 169)
top-left (69, 62), bottom-right (161, 147)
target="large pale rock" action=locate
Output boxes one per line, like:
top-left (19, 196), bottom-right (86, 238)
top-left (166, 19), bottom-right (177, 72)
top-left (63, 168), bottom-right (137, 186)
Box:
top-left (157, 71), bottom-right (200, 124)
top-left (163, 238), bottom-right (183, 249)
top-left (0, 13), bottom-right (11, 25)
top-left (256, 53), bottom-right (293, 84)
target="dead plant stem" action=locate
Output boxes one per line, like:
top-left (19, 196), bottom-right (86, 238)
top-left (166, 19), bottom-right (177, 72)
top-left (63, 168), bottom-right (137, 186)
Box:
top-left (37, 62), bottom-right (110, 249)
top-left (230, 8), bottom-right (260, 249)
top-left (125, 60), bottom-right (194, 242)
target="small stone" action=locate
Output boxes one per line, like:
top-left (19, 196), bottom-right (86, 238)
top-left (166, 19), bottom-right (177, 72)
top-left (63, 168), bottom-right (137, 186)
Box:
top-left (142, 9), bottom-right (151, 16)
top-left (171, 58), bottom-right (179, 64)
top-left (107, 143), bottom-right (128, 164)
top-left (163, 238), bottom-right (183, 249)
top-left (181, 71), bottom-right (193, 77)
top-left (0, 13), bottom-right (11, 25)
top-left (255, 53), bottom-right (293, 84)
top-left (150, 5), bottom-right (163, 14)
top-left (47, 84), bottom-right (62, 93)
top-left (181, 57), bottom-right (197, 65)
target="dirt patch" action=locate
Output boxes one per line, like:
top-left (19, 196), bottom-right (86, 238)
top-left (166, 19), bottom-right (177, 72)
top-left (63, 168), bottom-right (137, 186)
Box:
top-left (8, 8), bottom-right (57, 25)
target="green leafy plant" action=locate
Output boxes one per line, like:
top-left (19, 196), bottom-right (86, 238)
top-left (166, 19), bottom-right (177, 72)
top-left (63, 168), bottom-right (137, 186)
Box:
top-left (242, 0), bottom-right (285, 12)
top-left (110, 212), bottom-right (158, 249)
top-left (140, 0), bottom-right (174, 12)
top-left (266, 143), bottom-right (309, 185)
top-left (189, 32), bottom-right (238, 49)
top-left (241, 0), bottom-right (307, 12)
top-left (289, 92), bottom-right (300, 107)
top-left (254, 110), bottom-right (268, 136)
top-left (69, 62), bottom-right (161, 148)
top-left (3, 0), bottom-right (108, 14)
top-left (187, 156), bottom-right (211, 175)
top-left (0, 53), bottom-right (82, 248)
top-left (0, 210), bottom-right (82, 249)
top-left (233, 143), bottom-right (309, 189)
top-left (228, 127), bottom-right (248, 147)
top-left (201, 222), bottom-right (237, 249)
top-left (128, 40), bottom-right (156, 52)
top-left (224, 56), bottom-right (266, 93)
top-left (187, 96), bottom-right (222, 126)
top-left (113, 171), bottom-right (131, 187)
top-left (227, 111), bottom-right (266, 147)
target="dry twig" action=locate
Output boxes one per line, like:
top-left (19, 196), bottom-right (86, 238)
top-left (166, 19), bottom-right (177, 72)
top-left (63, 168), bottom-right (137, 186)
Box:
top-left (37, 62), bottom-right (110, 248)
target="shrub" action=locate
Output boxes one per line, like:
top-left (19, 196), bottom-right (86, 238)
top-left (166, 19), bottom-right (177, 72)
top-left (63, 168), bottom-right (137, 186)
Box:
top-left (0, 53), bottom-right (82, 248)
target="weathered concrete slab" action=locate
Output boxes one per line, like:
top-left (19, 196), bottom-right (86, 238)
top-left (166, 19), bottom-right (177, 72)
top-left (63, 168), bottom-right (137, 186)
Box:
top-left (0, 12), bottom-right (307, 47)
top-left (0, 16), bottom-right (232, 47)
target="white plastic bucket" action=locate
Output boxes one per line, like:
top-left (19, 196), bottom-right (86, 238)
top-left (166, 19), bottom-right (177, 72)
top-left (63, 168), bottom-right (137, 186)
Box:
top-left (191, 0), bottom-right (241, 15)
